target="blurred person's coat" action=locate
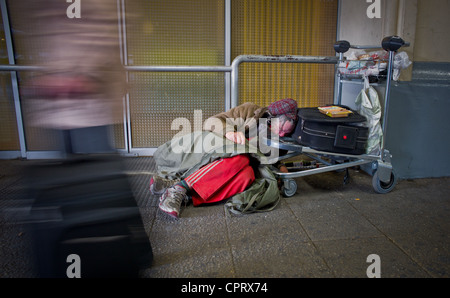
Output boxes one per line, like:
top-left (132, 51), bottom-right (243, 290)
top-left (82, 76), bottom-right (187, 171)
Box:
top-left (15, 0), bottom-right (126, 129)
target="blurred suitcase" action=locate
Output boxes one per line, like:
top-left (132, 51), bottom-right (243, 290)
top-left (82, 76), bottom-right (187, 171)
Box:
top-left (292, 107), bottom-right (369, 155)
top-left (27, 155), bottom-right (152, 278)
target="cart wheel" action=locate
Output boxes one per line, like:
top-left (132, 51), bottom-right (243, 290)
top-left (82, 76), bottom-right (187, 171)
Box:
top-left (281, 179), bottom-right (297, 197)
top-left (372, 169), bottom-right (397, 194)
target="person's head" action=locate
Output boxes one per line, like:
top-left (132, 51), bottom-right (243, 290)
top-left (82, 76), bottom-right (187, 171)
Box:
top-left (267, 98), bottom-right (298, 137)
top-left (269, 114), bottom-right (296, 137)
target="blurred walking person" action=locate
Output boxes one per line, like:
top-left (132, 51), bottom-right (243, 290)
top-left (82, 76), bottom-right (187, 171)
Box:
top-left (12, 0), bottom-right (152, 278)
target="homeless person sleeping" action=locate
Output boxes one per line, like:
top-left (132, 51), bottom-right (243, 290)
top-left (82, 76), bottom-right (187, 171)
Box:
top-left (150, 98), bottom-right (298, 219)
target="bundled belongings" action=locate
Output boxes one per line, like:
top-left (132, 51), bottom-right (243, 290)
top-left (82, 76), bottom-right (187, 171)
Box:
top-left (337, 49), bottom-right (412, 81)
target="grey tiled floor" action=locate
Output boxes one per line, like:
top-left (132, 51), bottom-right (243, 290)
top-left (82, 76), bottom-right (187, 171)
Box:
top-left (1, 157), bottom-right (449, 278)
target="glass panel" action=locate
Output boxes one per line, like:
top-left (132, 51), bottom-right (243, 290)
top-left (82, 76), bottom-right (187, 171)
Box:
top-left (0, 6), bottom-right (20, 151)
top-left (0, 73), bottom-right (20, 151)
top-left (129, 72), bottom-right (225, 147)
top-left (232, 0), bottom-right (338, 108)
top-left (125, 0), bottom-right (226, 147)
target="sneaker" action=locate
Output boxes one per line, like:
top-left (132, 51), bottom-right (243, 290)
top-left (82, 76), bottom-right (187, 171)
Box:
top-left (149, 176), bottom-right (178, 196)
top-left (158, 185), bottom-right (188, 219)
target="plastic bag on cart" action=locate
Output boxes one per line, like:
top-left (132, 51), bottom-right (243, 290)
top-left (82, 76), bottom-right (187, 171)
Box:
top-left (393, 51), bottom-right (412, 81)
top-left (355, 85), bottom-right (383, 155)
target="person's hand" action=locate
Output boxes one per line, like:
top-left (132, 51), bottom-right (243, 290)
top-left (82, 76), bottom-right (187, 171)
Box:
top-left (225, 131), bottom-right (246, 145)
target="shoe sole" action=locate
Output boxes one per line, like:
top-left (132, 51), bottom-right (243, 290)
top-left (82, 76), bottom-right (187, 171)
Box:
top-left (158, 205), bottom-right (179, 220)
top-left (150, 183), bottom-right (167, 196)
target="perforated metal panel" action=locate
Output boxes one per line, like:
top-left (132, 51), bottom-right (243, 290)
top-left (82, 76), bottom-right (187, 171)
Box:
top-left (4, 2), bottom-right (57, 151)
top-left (0, 9), bottom-right (20, 151)
top-left (0, 74), bottom-right (20, 151)
top-left (128, 72), bottom-right (225, 147)
top-left (125, 0), bottom-right (226, 147)
top-left (231, 0), bottom-right (338, 108)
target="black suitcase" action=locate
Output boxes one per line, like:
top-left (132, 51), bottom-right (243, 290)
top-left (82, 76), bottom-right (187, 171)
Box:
top-left (27, 155), bottom-right (153, 278)
top-left (292, 107), bottom-right (369, 155)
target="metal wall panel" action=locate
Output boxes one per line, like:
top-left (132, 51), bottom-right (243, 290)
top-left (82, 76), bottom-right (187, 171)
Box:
top-left (231, 0), bottom-right (338, 108)
top-left (125, 0), bottom-right (226, 148)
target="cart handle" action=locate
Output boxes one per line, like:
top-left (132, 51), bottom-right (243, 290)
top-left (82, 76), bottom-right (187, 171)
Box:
top-left (334, 36), bottom-right (410, 54)
top-left (333, 40), bottom-right (351, 53)
top-left (381, 36), bottom-right (410, 51)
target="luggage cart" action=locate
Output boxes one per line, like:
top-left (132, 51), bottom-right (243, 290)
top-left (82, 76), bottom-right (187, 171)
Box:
top-left (260, 36), bottom-right (409, 197)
